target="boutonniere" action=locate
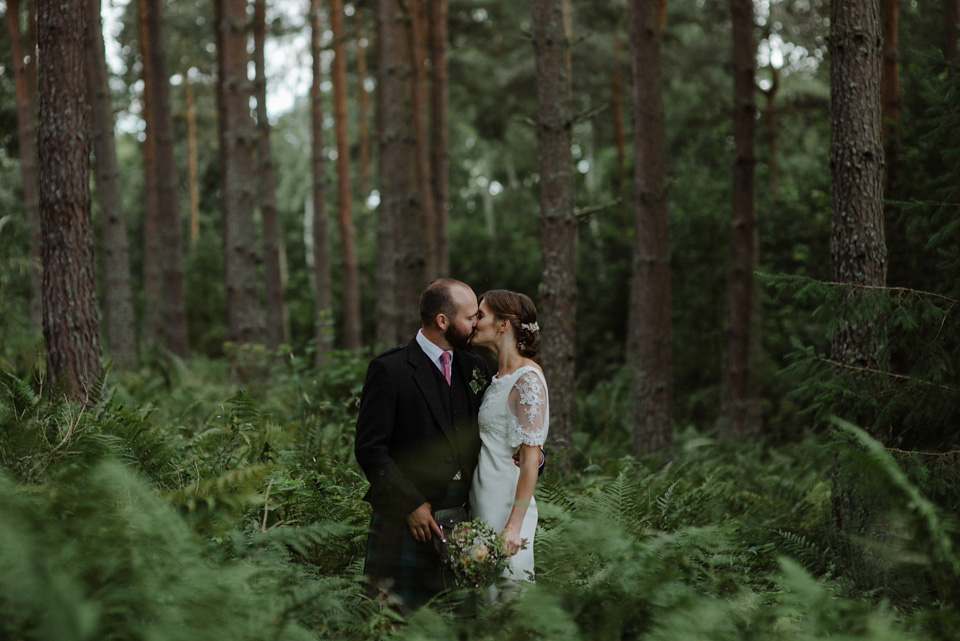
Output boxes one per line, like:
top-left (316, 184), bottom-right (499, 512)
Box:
top-left (469, 367), bottom-right (489, 394)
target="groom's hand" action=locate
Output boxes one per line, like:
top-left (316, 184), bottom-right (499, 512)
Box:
top-left (406, 502), bottom-right (443, 543)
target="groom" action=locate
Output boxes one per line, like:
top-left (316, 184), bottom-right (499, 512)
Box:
top-left (354, 278), bottom-right (490, 609)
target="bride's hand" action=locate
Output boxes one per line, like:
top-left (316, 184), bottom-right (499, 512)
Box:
top-left (501, 524), bottom-right (522, 556)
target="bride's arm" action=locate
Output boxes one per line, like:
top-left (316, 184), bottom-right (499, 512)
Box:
top-left (502, 370), bottom-right (548, 555)
top-left (503, 444), bottom-right (540, 555)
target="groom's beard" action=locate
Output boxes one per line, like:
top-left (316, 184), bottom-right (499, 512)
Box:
top-left (445, 324), bottom-right (473, 351)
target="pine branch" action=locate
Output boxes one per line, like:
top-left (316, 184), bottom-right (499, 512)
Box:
top-left (817, 281), bottom-right (960, 305)
top-left (575, 198), bottom-right (621, 219)
top-left (815, 357), bottom-right (956, 393)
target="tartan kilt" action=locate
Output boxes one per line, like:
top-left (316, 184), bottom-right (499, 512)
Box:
top-left (363, 479), bottom-right (467, 609)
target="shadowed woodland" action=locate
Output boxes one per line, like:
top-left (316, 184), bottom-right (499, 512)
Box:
top-left (1, 0), bottom-right (960, 638)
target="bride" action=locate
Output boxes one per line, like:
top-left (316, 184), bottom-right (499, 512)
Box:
top-left (468, 289), bottom-right (549, 598)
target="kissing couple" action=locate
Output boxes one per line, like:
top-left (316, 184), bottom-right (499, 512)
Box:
top-left (354, 278), bottom-right (549, 609)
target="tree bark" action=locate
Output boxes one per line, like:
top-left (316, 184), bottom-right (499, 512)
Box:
top-left (829, 0), bottom-right (887, 375)
top-left (881, 0), bottom-right (900, 194)
top-left (532, 0), bottom-right (577, 471)
top-left (330, 0), bottom-right (362, 350)
top-left (137, 0), bottom-right (161, 347)
top-left (720, 0), bottom-right (758, 436)
top-left (37, 0), bottom-right (103, 399)
top-left (407, 0), bottom-right (437, 281)
top-left (379, 0), bottom-right (423, 341)
top-left (253, 0), bottom-right (288, 350)
top-left (627, 0), bottom-right (672, 454)
top-left (761, 65), bottom-right (779, 196)
top-left (5, 0), bottom-right (43, 332)
top-left (612, 40), bottom-right (627, 195)
top-left (217, 0), bottom-right (264, 359)
top-left (143, 0), bottom-right (189, 359)
top-left (186, 73), bottom-right (200, 246)
top-left (311, 0), bottom-right (333, 364)
top-left (356, 25), bottom-right (372, 198)
top-left (86, 0), bottom-right (137, 370)
top-left (429, 0), bottom-right (450, 276)
top-left (946, 0), bottom-right (959, 64)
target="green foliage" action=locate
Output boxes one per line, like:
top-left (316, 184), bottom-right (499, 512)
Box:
top-left (3, 356), bottom-right (960, 639)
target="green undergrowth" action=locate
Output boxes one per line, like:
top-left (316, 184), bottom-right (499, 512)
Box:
top-left (1, 352), bottom-right (958, 640)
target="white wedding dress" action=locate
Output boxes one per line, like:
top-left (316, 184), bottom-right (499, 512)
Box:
top-left (469, 365), bottom-right (549, 598)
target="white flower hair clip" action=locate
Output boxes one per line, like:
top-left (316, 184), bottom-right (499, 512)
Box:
top-left (520, 322), bottom-right (539, 333)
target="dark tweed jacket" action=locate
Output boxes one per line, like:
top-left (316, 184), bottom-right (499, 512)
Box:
top-left (354, 337), bottom-right (490, 522)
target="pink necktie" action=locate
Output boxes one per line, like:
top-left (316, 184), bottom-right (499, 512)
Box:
top-left (440, 352), bottom-right (452, 386)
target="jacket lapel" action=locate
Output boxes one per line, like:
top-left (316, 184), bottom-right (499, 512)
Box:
top-left (452, 349), bottom-right (481, 414)
top-left (408, 340), bottom-right (453, 437)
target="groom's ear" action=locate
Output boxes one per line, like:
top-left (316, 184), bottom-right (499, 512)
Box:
top-left (435, 313), bottom-right (449, 330)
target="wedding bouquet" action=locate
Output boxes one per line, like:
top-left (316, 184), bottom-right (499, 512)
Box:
top-left (442, 518), bottom-right (510, 588)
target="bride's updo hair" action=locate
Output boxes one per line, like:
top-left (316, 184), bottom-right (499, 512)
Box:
top-left (479, 289), bottom-right (540, 360)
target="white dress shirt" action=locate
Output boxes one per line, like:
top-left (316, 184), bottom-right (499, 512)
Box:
top-left (416, 329), bottom-right (453, 375)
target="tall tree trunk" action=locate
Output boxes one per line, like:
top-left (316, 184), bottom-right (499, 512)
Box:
top-left (253, 0), bottom-right (288, 350)
top-left (626, 0), bottom-right (672, 454)
top-left (761, 65), bottom-right (779, 196)
top-left (881, 0), bottom-right (900, 194)
top-left (720, 0), bottom-right (758, 436)
top-left (532, 0), bottom-right (577, 471)
top-left (379, 0), bottom-right (423, 341)
top-left (311, 0), bottom-right (333, 364)
top-left (946, 0), bottom-right (959, 63)
top-left (186, 73), bottom-right (200, 246)
top-left (137, 0), bottom-right (161, 347)
top-left (612, 40), bottom-right (627, 196)
top-left (330, 0), bottom-right (362, 349)
top-left (5, 0), bottom-right (43, 332)
top-left (407, 0), bottom-right (437, 280)
top-left (86, 0), bottom-right (137, 370)
top-left (373, 16), bottom-right (397, 348)
top-left (829, 0), bottom-right (887, 385)
top-left (37, 0), bottom-right (103, 399)
top-left (217, 0), bottom-right (264, 361)
top-left (429, 0), bottom-right (450, 276)
top-left (143, 0), bottom-right (189, 359)
top-left (356, 26), bottom-right (372, 198)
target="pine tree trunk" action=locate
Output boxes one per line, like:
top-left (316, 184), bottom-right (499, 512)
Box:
top-left (761, 66), bottom-right (780, 196)
top-left (532, 0), bottom-right (577, 471)
top-left (218, 0), bottom-right (264, 360)
top-left (143, 0), bottom-right (189, 359)
top-left (627, 0), bottom-right (671, 454)
top-left (330, 0), bottom-right (362, 350)
top-left (5, 0), bottom-right (43, 332)
top-left (429, 0), bottom-right (450, 276)
top-left (311, 0), bottom-right (333, 364)
top-left (137, 0), bottom-right (161, 347)
top-left (186, 75), bottom-right (200, 246)
top-left (720, 0), bottom-right (758, 436)
top-left (946, 0), bottom-right (959, 63)
top-left (408, 0), bottom-right (437, 281)
top-left (86, 0), bottom-right (137, 370)
top-left (881, 0), bottom-right (901, 194)
top-left (612, 40), bottom-right (626, 196)
top-left (373, 12), bottom-right (397, 348)
top-left (254, 0), bottom-right (288, 351)
top-left (829, 0), bottom-right (887, 372)
top-left (37, 0), bottom-right (103, 399)
top-left (356, 24), bottom-right (372, 199)
top-left (379, 0), bottom-right (423, 341)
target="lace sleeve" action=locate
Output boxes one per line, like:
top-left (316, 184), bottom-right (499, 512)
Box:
top-left (508, 369), bottom-right (548, 448)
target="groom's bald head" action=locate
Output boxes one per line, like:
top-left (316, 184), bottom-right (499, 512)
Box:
top-left (419, 278), bottom-right (473, 328)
